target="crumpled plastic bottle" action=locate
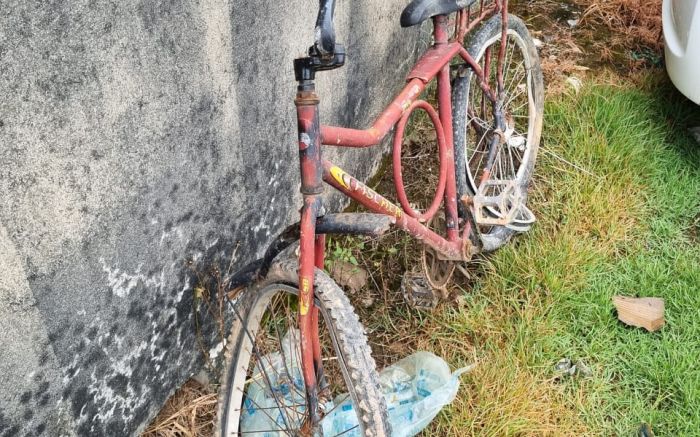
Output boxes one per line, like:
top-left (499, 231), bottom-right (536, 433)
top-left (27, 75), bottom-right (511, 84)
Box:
top-left (321, 351), bottom-right (474, 437)
top-left (240, 329), bottom-right (312, 435)
top-left (240, 330), bottom-right (474, 436)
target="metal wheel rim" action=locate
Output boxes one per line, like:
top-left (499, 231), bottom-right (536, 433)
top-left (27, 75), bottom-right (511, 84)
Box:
top-left (223, 284), bottom-right (362, 436)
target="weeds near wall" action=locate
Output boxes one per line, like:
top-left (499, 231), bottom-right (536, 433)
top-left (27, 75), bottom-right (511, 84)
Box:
top-left (189, 262), bottom-right (228, 375)
top-left (143, 261), bottom-right (230, 437)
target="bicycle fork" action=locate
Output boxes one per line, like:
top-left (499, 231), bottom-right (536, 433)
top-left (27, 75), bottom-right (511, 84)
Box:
top-left (296, 80), bottom-right (325, 431)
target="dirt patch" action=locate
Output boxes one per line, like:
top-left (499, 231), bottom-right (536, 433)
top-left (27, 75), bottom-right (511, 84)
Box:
top-left (511, 0), bottom-right (663, 89)
top-left (690, 213), bottom-right (700, 244)
top-left (577, 0), bottom-right (663, 53)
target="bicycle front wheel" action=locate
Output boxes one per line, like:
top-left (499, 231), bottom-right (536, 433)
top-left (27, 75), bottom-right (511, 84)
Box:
top-left (216, 257), bottom-right (390, 437)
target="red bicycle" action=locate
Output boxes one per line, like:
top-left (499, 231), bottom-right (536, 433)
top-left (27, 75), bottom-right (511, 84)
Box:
top-left (217, 0), bottom-right (543, 435)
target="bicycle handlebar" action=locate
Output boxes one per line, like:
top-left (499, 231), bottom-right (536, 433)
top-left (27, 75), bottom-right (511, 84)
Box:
top-left (314, 0), bottom-right (337, 56)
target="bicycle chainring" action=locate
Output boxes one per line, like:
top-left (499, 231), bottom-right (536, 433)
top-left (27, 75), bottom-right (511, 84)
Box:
top-left (420, 213), bottom-right (456, 294)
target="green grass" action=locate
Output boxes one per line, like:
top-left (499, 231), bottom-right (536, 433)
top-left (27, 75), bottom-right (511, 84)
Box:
top-left (442, 75), bottom-right (700, 435)
top-left (346, 73), bottom-right (700, 436)
top-left (534, 77), bottom-right (700, 435)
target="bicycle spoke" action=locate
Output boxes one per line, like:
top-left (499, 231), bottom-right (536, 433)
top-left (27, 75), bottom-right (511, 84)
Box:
top-left (283, 307), bottom-right (310, 407)
top-left (471, 127), bottom-right (491, 174)
top-left (505, 58), bottom-right (526, 96)
top-left (497, 147), bottom-right (505, 179)
top-left (228, 301), bottom-right (295, 431)
top-left (236, 375), bottom-right (292, 432)
top-left (332, 424), bottom-right (360, 437)
top-left (250, 341), bottom-right (297, 430)
top-left (504, 85), bottom-right (526, 111)
top-left (509, 100), bottom-right (529, 115)
top-left (467, 116), bottom-right (490, 147)
top-left (237, 429), bottom-right (297, 435)
top-left (275, 302), bottom-right (308, 406)
top-left (503, 77), bottom-right (526, 111)
top-left (511, 141), bottom-right (524, 163)
top-left (507, 144), bottom-right (516, 177)
top-left (468, 112), bottom-right (492, 131)
top-left (257, 311), bottom-right (298, 429)
top-left (234, 403), bottom-right (307, 412)
top-left (502, 36), bottom-right (517, 87)
top-left (322, 394), bottom-right (351, 419)
top-left (236, 388), bottom-right (295, 433)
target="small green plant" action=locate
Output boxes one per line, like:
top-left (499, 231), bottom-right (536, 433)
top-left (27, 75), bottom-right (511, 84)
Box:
top-left (325, 237), bottom-right (362, 270)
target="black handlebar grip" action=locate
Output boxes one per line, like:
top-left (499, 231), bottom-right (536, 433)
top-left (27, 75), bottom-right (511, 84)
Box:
top-left (314, 0), bottom-right (336, 56)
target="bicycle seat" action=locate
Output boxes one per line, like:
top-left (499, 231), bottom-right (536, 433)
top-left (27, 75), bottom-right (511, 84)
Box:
top-left (400, 0), bottom-right (477, 27)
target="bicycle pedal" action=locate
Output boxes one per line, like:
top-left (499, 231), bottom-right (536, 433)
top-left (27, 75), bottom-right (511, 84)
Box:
top-left (401, 271), bottom-right (440, 309)
top-left (473, 179), bottom-right (535, 231)
top-left (505, 203), bottom-right (536, 232)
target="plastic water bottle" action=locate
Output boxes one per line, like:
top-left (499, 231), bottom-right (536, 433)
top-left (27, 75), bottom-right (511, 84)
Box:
top-left (321, 351), bottom-right (473, 437)
top-left (240, 331), bottom-right (473, 436)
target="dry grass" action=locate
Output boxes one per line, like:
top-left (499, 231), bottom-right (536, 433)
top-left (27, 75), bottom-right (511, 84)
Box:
top-left (577, 0), bottom-right (663, 53)
top-left (511, 0), bottom-right (592, 87)
top-left (142, 380), bottom-right (217, 437)
top-left (512, 0), bottom-right (663, 94)
top-left (445, 354), bottom-right (589, 436)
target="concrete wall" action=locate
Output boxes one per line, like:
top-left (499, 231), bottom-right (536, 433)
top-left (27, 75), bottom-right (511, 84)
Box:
top-left (0, 0), bottom-right (426, 435)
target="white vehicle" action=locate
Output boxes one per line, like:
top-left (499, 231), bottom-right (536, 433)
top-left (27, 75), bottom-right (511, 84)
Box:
top-left (663, 0), bottom-right (700, 103)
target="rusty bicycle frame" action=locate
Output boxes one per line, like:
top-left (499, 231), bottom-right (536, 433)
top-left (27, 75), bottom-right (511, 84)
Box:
top-left (233, 0), bottom-right (513, 430)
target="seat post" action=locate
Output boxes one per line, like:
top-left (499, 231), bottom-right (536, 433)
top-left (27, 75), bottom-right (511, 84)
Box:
top-left (432, 15), bottom-right (450, 44)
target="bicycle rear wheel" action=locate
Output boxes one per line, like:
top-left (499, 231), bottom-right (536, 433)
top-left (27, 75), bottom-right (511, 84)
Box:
top-left (216, 257), bottom-right (390, 436)
top-left (453, 14), bottom-right (544, 251)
